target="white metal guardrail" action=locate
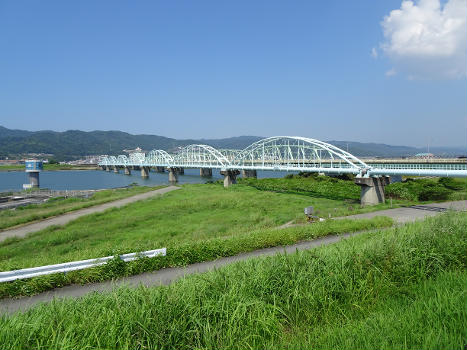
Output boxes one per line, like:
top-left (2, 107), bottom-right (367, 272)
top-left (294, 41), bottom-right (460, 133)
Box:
top-left (0, 248), bottom-right (166, 283)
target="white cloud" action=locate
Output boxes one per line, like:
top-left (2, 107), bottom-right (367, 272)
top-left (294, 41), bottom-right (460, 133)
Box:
top-left (371, 47), bottom-right (378, 58)
top-left (380, 0), bottom-right (467, 79)
top-left (386, 68), bottom-right (397, 76)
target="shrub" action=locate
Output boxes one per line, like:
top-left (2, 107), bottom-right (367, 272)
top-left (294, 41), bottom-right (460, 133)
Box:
top-left (439, 177), bottom-right (465, 191)
top-left (418, 186), bottom-right (451, 201)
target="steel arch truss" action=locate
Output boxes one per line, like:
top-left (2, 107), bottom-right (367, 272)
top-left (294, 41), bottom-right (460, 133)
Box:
top-left (218, 149), bottom-right (242, 162)
top-left (146, 150), bottom-right (174, 167)
top-left (173, 144), bottom-right (230, 169)
top-left (108, 156), bottom-right (118, 166)
top-left (129, 152), bottom-right (146, 165)
top-left (117, 155), bottom-right (129, 166)
top-left (233, 136), bottom-right (369, 173)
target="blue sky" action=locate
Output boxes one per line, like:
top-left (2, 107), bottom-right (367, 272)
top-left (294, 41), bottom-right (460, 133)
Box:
top-left (0, 0), bottom-right (465, 147)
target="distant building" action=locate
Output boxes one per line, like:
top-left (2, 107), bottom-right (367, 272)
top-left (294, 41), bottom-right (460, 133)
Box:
top-left (415, 152), bottom-right (435, 159)
top-left (123, 147), bottom-right (144, 154)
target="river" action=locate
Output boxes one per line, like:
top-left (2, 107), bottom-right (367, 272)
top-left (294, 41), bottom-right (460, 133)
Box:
top-left (0, 169), bottom-right (292, 192)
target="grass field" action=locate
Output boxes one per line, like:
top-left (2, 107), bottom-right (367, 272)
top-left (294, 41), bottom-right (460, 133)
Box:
top-left (0, 184), bottom-right (393, 297)
top-left (0, 211), bottom-right (464, 349)
top-left (0, 185), bottom-right (163, 230)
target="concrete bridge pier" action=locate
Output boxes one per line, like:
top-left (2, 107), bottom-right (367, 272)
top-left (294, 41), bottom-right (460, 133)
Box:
top-left (221, 170), bottom-right (240, 188)
top-left (105, 166), bottom-right (111, 172)
top-left (113, 166), bottom-right (119, 173)
top-left (168, 168), bottom-right (178, 183)
top-left (141, 166), bottom-right (149, 178)
top-left (124, 167), bottom-right (131, 175)
top-left (178, 167), bottom-right (184, 175)
top-left (242, 169), bottom-right (257, 178)
top-left (200, 168), bottom-right (212, 177)
top-left (155, 166), bottom-right (165, 173)
top-left (355, 176), bottom-right (390, 206)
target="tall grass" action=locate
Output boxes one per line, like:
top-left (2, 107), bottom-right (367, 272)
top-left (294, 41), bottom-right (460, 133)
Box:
top-left (0, 216), bottom-right (392, 298)
top-left (0, 212), bottom-right (465, 349)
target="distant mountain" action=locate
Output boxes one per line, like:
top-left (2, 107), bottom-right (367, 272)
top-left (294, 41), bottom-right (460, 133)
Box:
top-left (328, 141), bottom-right (418, 158)
top-left (0, 126), bottom-right (465, 160)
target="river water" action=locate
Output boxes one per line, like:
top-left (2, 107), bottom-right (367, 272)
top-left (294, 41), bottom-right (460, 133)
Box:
top-left (0, 169), bottom-right (292, 192)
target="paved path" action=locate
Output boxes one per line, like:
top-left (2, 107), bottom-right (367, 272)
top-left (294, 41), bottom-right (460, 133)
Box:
top-left (0, 186), bottom-right (180, 243)
top-left (1, 199), bottom-right (465, 314)
top-left (335, 200), bottom-right (467, 224)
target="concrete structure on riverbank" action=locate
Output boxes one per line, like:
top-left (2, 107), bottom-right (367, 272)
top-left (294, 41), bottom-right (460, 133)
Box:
top-left (24, 160), bottom-right (43, 189)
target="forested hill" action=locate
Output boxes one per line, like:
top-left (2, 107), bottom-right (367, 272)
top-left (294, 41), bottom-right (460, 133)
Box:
top-left (0, 127), bottom-right (261, 160)
top-left (0, 126), bottom-right (464, 160)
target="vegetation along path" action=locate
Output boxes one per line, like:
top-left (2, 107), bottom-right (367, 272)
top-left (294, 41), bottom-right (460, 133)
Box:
top-left (0, 186), bottom-right (180, 243)
top-left (1, 200), bottom-right (465, 314)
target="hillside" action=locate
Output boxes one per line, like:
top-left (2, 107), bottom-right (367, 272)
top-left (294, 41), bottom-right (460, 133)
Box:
top-left (0, 126), bottom-right (464, 160)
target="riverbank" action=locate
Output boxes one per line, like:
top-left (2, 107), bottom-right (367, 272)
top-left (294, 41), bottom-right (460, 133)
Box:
top-left (0, 212), bottom-right (465, 349)
top-left (0, 185), bottom-right (166, 231)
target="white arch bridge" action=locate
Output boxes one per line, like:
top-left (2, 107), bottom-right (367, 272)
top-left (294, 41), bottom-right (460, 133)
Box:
top-left (99, 136), bottom-right (467, 206)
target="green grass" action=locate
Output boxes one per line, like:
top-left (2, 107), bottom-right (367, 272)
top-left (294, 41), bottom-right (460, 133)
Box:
top-left (0, 184), bottom-right (387, 270)
top-left (239, 174), bottom-right (467, 203)
top-left (238, 175), bottom-right (362, 201)
top-left (385, 177), bottom-right (467, 201)
top-left (0, 184), bottom-right (393, 297)
top-left (0, 211), bottom-right (464, 349)
top-left (0, 185), bottom-right (163, 230)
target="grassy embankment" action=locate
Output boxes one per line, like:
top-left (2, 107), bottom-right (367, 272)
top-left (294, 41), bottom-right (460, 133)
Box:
top-left (0, 211), bottom-right (465, 349)
top-left (0, 164), bottom-right (98, 172)
top-left (238, 173), bottom-right (467, 202)
top-left (0, 185), bottom-right (164, 230)
top-left (0, 184), bottom-right (392, 298)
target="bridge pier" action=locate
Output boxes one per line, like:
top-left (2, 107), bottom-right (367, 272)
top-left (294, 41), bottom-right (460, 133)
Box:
top-left (141, 166), bottom-right (149, 178)
top-left (155, 166), bottom-right (165, 173)
top-left (355, 176), bottom-right (390, 206)
top-left (113, 166), bottom-right (119, 173)
top-left (124, 167), bottom-right (131, 175)
top-left (178, 167), bottom-right (184, 175)
top-left (242, 169), bottom-right (257, 178)
top-left (106, 166), bottom-right (111, 172)
top-left (200, 168), bottom-right (212, 177)
top-left (168, 168), bottom-right (178, 183)
top-left (221, 170), bottom-right (240, 188)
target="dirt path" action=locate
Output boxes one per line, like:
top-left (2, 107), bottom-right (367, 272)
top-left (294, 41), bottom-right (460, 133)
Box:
top-left (0, 199), bottom-right (465, 314)
top-left (0, 186), bottom-right (180, 243)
